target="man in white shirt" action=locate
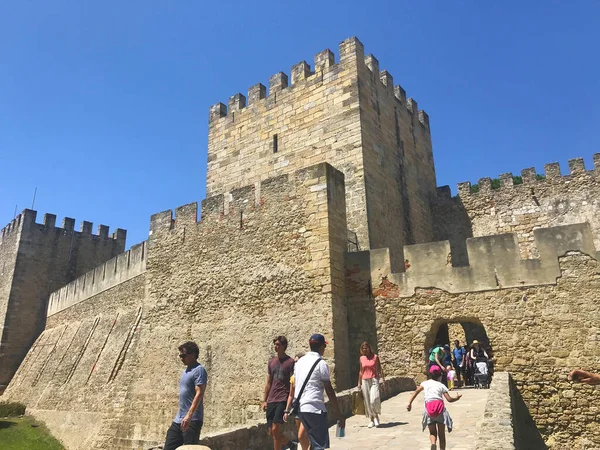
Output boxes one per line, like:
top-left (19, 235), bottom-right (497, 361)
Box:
top-left (285, 333), bottom-right (345, 450)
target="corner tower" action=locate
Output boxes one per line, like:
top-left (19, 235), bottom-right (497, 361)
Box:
top-left (0, 209), bottom-right (126, 389)
top-left (207, 37), bottom-right (437, 267)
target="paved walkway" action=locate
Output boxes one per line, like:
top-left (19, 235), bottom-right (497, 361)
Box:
top-left (329, 387), bottom-right (489, 450)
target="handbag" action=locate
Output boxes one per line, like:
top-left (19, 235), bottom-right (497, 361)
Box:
top-left (351, 390), bottom-right (365, 416)
top-left (289, 357), bottom-right (322, 416)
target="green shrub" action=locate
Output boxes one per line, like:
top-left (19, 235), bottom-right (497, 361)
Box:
top-left (0, 401), bottom-right (26, 417)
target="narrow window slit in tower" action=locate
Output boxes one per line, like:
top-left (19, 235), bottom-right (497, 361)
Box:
top-left (273, 134), bottom-right (278, 153)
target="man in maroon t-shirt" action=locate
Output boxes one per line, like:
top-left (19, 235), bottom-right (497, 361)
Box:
top-left (262, 335), bottom-right (295, 450)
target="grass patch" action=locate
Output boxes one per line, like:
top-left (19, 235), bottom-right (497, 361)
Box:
top-left (0, 417), bottom-right (64, 450)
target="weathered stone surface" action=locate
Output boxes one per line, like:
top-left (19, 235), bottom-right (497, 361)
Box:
top-left (371, 252), bottom-right (600, 447)
top-left (207, 37), bottom-right (436, 269)
top-left (0, 209), bottom-right (125, 388)
top-left (4, 36), bottom-right (600, 450)
top-left (476, 373), bottom-right (515, 450)
top-left (4, 163), bottom-right (351, 449)
top-left (434, 159), bottom-right (600, 264)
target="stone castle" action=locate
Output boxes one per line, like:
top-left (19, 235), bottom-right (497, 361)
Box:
top-left (1, 37), bottom-right (600, 449)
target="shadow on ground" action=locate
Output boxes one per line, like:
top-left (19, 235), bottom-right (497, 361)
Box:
top-left (0, 420), bottom-right (17, 430)
top-left (377, 421), bottom-right (407, 429)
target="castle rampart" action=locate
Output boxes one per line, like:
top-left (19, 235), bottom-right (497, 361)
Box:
top-left (432, 154), bottom-right (600, 265)
top-left (370, 222), bottom-right (596, 297)
top-left (0, 209), bottom-right (126, 387)
top-left (47, 241), bottom-right (147, 316)
top-left (4, 163), bottom-right (352, 449)
top-left (369, 242), bottom-right (600, 447)
top-left (6, 36), bottom-right (600, 449)
top-left (207, 36), bottom-right (436, 269)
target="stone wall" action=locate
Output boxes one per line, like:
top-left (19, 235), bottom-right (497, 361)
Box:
top-left (206, 37), bottom-right (437, 266)
top-left (475, 372), bottom-right (515, 450)
top-left (0, 209), bottom-right (126, 387)
top-left (0, 215), bottom-right (21, 391)
top-left (370, 233), bottom-right (600, 447)
top-left (5, 275), bottom-right (145, 450)
top-left (357, 48), bottom-right (436, 265)
top-left (433, 155), bottom-right (600, 265)
top-left (345, 251), bottom-right (378, 379)
top-left (47, 241), bottom-right (147, 316)
top-left (207, 37), bottom-right (367, 247)
top-left (4, 163), bottom-right (352, 450)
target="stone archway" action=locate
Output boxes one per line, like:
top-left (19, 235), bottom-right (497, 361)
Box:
top-left (424, 318), bottom-right (491, 354)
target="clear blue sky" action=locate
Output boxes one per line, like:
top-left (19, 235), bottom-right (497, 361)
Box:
top-left (2, 1), bottom-right (599, 247)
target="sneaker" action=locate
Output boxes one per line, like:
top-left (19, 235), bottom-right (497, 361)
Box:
top-left (374, 418), bottom-right (380, 427)
top-left (368, 421), bottom-right (374, 428)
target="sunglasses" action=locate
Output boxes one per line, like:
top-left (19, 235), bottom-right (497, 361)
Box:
top-left (179, 353), bottom-right (188, 359)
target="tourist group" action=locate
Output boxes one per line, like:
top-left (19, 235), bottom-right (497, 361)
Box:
top-left (158, 335), bottom-right (600, 450)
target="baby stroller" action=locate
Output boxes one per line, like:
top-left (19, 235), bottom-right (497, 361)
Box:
top-left (473, 360), bottom-right (490, 389)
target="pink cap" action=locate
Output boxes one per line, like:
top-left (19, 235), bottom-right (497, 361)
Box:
top-left (429, 365), bottom-right (442, 375)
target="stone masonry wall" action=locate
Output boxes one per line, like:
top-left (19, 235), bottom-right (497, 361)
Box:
top-left (206, 37), bottom-right (436, 266)
top-left (433, 155), bottom-right (600, 265)
top-left (0, 209), bottom-right (126, 387)
top-left (207, 37), bottom-right (368, 247)
top-left (47, 241), bottom-right (147, 316)
top-left (110, 163), bottom-right (350, 449)
top-left (5, 275), bottom-right (146, 450)
top-left (4, 163), bottom-right (351, 450)
top-left (345, 251), bottom-right (378, 380)
top-left (475, 372), bottom-right (515, 450)
top-left (0, 215), bottom-right (22, 389)
top-left (357, 49), bottom-right (436, 267)
top-left (370, 236), bottom-right (600, 448)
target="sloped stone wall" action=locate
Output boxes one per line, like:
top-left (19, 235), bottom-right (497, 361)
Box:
top-left (4, 163), bottom-right (351, 450)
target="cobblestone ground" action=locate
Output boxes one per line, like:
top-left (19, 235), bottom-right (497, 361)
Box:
top-left (329, 387), bottom-right (489, 449)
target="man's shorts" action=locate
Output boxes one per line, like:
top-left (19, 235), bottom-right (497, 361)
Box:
top-left (266, 401), bottom-right (287, 426)
top-left (454, 364), bottom-right (464, 376)
top-left (299, 411), bottom-right (330, 450)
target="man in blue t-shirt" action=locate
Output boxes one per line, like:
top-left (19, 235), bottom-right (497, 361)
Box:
top-left (452, 340), bottom-right (466, 388)
top-left (163, 341), bottom-right (208, 450)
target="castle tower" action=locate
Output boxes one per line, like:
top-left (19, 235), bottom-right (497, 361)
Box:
top-left (0, 209), bottom-right (126, 388)
top-left (207, 37), bottom-right (437, 268)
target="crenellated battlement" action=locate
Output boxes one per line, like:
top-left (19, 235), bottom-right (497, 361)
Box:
top-left (0, 209), bottom-right (126, 243)
top-left (150, 170), bottom-right (297, 235)
top-left (449, 154), bottom-right (600, 197)
top-left (47, 241), bottom-right (147, 316)
top-left (0, 213), bottom-right (24, 240)
top-left (370, 222), bottom-right (597, 297)
top-left (208, 36), bottom-right (429, 128)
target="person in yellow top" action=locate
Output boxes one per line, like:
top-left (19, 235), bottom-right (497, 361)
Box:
top-left (285, 353), bottom-right (309, 450)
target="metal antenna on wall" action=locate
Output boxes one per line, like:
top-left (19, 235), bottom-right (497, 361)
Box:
top-left (31, 187), bottom-right (37, 210)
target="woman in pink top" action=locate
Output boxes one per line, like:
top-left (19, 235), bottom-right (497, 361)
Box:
top-left (357, 341), bottom-right (385, 428)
